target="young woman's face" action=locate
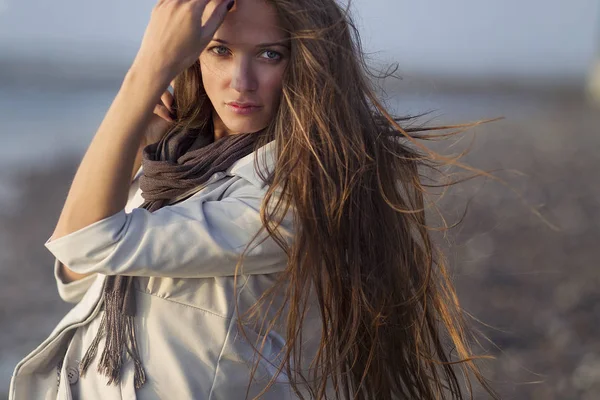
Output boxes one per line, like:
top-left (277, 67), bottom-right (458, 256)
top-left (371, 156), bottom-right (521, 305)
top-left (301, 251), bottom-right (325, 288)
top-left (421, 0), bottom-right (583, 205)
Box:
top-left (199, 0), bottom-right (289, 137)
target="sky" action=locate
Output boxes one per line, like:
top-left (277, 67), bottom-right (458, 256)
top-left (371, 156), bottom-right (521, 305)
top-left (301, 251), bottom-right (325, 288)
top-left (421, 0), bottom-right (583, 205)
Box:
top-left (0, 0), bottom-right (598, 80)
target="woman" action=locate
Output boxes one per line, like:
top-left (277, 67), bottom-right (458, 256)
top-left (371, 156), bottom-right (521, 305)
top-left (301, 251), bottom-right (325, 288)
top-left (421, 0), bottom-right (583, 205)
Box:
top-left (10, 0), bottom-right (498, 399)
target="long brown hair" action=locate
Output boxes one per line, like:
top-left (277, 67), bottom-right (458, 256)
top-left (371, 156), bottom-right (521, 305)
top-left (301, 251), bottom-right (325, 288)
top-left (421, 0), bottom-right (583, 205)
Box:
top-left (168, 0), bottom-right (500, 398)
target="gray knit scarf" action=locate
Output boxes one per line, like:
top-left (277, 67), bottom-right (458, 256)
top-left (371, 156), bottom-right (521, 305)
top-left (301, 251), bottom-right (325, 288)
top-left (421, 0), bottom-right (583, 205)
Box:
top-left (78, 121), bottom-right (268, 388)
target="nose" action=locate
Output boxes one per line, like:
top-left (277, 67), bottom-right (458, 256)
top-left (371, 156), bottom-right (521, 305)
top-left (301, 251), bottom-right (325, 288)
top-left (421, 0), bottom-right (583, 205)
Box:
top-left (229, 57), bottom-right (258, 93)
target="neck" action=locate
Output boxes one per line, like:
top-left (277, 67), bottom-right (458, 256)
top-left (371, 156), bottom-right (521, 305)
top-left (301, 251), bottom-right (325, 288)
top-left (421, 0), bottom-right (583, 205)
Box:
top-left (212, 111), bottom-right (231, 141)
top-left (210, 111), bottom-right (267, 141)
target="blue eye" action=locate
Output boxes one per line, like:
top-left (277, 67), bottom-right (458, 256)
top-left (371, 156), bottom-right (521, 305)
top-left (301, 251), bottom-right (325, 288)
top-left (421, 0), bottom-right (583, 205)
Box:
top-left (261, 50), bottom-right (281, 61)
top-left (210, 45), bottom-right (230, 56)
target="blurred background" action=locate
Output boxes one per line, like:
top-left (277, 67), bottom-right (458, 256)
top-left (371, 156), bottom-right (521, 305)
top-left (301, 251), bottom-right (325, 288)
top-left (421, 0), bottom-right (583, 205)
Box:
top-left (0, 0), bottom-right (599, 398)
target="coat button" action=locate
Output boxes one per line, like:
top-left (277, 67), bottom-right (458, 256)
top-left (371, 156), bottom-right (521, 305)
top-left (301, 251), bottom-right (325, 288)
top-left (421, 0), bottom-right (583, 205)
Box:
top-left (67, 366), bottom-right (79, 385)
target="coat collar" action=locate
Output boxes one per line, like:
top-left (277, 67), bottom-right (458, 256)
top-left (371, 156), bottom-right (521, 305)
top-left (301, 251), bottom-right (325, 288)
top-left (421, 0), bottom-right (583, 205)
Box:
top-left (226, 140), bottom-right (276, 189)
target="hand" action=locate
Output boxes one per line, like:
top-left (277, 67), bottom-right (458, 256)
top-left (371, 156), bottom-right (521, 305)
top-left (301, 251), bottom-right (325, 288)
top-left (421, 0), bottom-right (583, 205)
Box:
top-left (132, 0), bottom-right (234, 83)
top-left (145, 83), bottom-right (177, 146)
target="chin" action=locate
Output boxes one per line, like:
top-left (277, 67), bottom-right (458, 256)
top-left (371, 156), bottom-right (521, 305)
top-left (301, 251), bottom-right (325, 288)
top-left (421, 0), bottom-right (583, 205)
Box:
top-left (223, 120), bottom-right (267, 135)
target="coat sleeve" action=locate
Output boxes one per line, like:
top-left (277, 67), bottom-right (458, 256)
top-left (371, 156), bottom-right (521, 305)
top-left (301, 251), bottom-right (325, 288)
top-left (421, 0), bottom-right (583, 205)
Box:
top-left (44, 179), bottom-right (293, 278)
top-left (53, 259), bottom-right (97, 303)
top-left (51, 171), bottom-right (143, 302)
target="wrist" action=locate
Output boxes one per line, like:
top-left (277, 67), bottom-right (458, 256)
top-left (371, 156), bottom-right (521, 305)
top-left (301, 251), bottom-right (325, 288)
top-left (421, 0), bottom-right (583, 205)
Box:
top-left (124, 61), bottom-right (173, 97)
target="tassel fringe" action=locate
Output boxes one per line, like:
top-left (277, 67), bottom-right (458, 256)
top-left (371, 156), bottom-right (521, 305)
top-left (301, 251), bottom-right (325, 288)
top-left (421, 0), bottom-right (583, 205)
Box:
top-left (79, 315), bottom-right (105, 377)
top-left (126, 316), bottom-right (147, 389)
top-left (78, 277), bottom-right (146, 388)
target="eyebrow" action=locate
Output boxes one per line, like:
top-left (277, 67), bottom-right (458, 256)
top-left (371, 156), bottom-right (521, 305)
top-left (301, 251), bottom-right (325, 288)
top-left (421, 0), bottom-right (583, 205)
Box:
top-left (211, 38), bottom-right (290, 48)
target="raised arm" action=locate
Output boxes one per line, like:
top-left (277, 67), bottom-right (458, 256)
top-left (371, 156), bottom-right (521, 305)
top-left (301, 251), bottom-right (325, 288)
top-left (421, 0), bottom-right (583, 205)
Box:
top-left (53, 67), bottom-right (169, 283)
top-left (50, 0), bottom-right (234, 282)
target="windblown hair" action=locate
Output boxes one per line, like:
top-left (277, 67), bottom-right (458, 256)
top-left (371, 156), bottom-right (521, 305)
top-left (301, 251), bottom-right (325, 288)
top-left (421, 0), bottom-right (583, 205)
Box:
top-left (168, 0), bottom-right (500, 399)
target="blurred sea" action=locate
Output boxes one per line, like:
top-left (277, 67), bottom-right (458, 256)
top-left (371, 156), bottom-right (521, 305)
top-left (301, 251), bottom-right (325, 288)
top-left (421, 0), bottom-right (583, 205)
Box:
top-left (0, 82), bottom-right (553, 201)
top-left (0, 77), bottom-right (598, 399)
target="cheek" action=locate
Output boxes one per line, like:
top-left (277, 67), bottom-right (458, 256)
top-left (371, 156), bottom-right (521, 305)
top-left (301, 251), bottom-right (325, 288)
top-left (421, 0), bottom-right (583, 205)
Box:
top-left (258, 68), bottom-right (285, 105)
top-left (199, 58), bottom-right (227, 97)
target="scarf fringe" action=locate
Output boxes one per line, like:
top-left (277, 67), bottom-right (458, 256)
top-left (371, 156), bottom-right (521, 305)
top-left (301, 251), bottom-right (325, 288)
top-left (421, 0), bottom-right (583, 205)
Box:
top-left (78, 315), bottom-right (105, 377)
top-left (78, 285), bottom-right (146, 388)
top-left (125, 316), bottom-right (147, 389)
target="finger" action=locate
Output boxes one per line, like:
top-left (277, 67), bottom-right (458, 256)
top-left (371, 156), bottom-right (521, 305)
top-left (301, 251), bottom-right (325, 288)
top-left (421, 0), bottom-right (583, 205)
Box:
top-left (161, 91), bottom-right (174, 113)
top-left (154, 104), bottom-right (175, 122)
top-left (201, 0), bottom-right (234, 38)
top-left (186, 0), bottom-right (210, 17)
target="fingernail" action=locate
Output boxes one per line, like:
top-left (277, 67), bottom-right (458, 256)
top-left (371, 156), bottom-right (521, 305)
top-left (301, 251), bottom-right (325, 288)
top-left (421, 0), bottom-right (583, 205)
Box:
top-left (227, 1), bottom-right (234, 11)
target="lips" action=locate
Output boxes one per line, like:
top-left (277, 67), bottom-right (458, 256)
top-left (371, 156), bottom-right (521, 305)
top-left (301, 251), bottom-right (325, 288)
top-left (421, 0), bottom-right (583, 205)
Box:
top-left (225, 102), bottom-right (262, 115)
top-left (226, 101), bottom-right (260, 108)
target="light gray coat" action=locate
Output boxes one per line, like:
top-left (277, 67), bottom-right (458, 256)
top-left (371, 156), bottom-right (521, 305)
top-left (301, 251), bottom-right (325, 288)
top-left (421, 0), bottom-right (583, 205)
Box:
top-left (9, 141), bottom-right (330, 399)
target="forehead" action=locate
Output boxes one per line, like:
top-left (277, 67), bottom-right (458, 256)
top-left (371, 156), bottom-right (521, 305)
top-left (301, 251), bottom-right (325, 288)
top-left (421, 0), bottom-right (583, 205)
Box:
top-left (203, 0), bottom-right (286, 44)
